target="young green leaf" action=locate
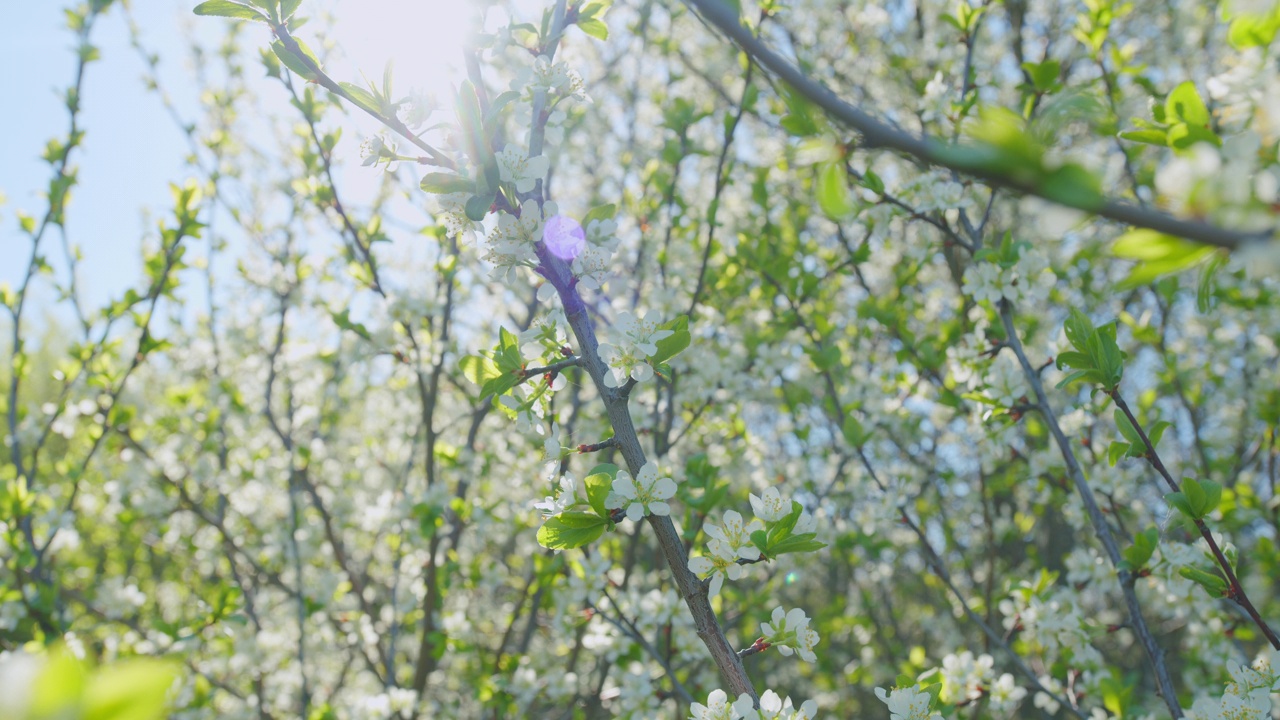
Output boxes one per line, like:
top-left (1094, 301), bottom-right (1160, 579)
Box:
top-left (650, 315), bottom-right (691, 365)
top-left (584, 464), bottom-right (618, 518)
top-left (537, 512), bottom-right (608, 550)
top-left (193, 0), bottom-right (269, 21)
top-left (817, 160), bottom-right (856, 220)
top-left (1121, 526), bottom-right (1159, 571)
top-left (1178, 566), bottom-right (1228, 597)
top-left (420, 173), bottom-right (474, 194)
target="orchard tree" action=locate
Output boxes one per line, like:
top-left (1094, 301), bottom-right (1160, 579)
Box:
top-left (2, 0), bottom-right (1280, 718)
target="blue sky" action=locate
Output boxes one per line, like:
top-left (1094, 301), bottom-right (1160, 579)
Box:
top-left (1, 0), bottom-right (480, 316)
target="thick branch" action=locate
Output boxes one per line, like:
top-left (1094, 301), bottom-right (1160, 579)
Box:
top-left (682, 0), bottom-right (1272, 251)
top-left (538, 243), bottom-right (758, 703)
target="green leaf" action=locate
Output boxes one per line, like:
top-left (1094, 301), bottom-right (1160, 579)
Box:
top-left (1023, 59), bottom-right (1061, 92)
top-left (817, 160), bottom-right (855, 220)
top-left (1121, 526), bottom-right (1159, 571)
top-left (1040, 163), bottom-right (1102, 209)
top-left (1108, 441), bottom-right (1129, 467)
top-left (1119, 128), bottom-right (1169, 146)
top-left (650, 315), bottom-right (691, 365)
top-left (1055, 369), bottom-right (1098, 389)
top-left (419, 173), bottom-right (474, 194)
top-left (841, 414), bottom-right (869, 448)
top-left (465, 192), bottom-right (495, 221)
top-left (1196, 252), bottom-right (1226, 312)
top-left (30, 648), bottom-right (87, 716)
top-left (779, 86), bottom-right (820, 137)
top-left (1179, 566), bottom-right (1228, 596)
top-left (1229, 12), bottom-right (1280, 49)
top-left (1197, 478), bottom-right (1222, 517)
top-left (767, 501), bottom-right (804, 546)
top-left (1080, 322), bottom-right (1124, 390)
top-left (584, 464), bottom-right (618, 519)
top-left (577, 17), bottom-right (608, 39)
top-left (1113, 407), bottom-right (1143, 445)
top-left (330, 309), bottom-right (372, 341)
top-left (1147, 420), bottom-right (1171, 449)
top-left (338, 82), bottom-right (381, 116)
top-left (1064, 309), bottom-right (1094, 353)
top-left (192, 0), bottom-right (268, 21)
top-left (1165, 81), bottom-right (1210, 128)
top-left (271, 38), bottom-right (321, 82)
top-left (768, 533), bottom-right (827, 556)
top-left (1111, 228), bottom-right (1208, 286)
top-left (1165, 490), bottom-right (1194, 520)
top-left (280, 0), bottom-right (302, 21)
top-left (537, 512), bottom-right (607, 550)
top-left (1183, 476), bottom-right (1207, 517)
top-left (459, 355), bottom-right (502, 388)
top-left (582, 203), bottom-right (617, 226)
top-left (1055, 350), bottom-right (1093, 372)
top-left (84, 659), bottom-right (179, 720)
top-left (859, 168), bottom-right (884, 195)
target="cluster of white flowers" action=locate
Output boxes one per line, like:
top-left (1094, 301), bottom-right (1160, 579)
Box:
top-left (934, 650), bottom-right (994, 703)
top-left (359, 687), bottom-right (418, 718)
top-left (359, 135), bottom-right (397, 168)
top-left (1185, 652), bottom-right (1280, 720)
top-left (689, 487), bottom-right (817, 595)
top-left (512, 54), bottom-right (588, 102)
top-left (495, 144), bottom-right (550, 194)
top-left (999, 583), bottom-right (1102, 667)
top-left (97, 576), bottom-right (147, 620)
top-left (498, 383), bottom-right (551, 435)
top-left (987, 673), bottom-right (1028, 714)
top-left (691, 689), bottom-right (818, 720)
top-left (47, 398), bottom-right (101, 440)
top-left (919, 72), bottom-right (952, 124)
top-left (485, 198), bottom-right (553, 283)
top-left (985, 351), bottom-right (1030, 408)
top-left (961, 245), bottom-right (1055, 307)
top-left (518, 307), bottom-right (571, 360)
top-left (875, 685), bottom-right (942, 720)
top-left (903, 171), bottom-right (973, 213)
top-left (759, 606), bottom-right (821, 663)
top-left (1207, 47), bottom-right (1280, 144)
top-left (533, 469), bottom-right (577, 518)
top-left (605, 461), bottom-right (677, 521)
top-left (598, 310), bottom-right (673, 387)
top-left (396, 89), bottom-right (434, 130)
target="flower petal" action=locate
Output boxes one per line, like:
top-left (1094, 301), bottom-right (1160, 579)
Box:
top-left (652, 477), bottom-right (677, 500)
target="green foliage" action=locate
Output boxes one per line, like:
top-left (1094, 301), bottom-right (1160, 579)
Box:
top-left (750, 501), bottom-right (827, 559)
top-left (1055, 309), bottom-right (1126, 391)
top-left (1120, 526), bottom-right (1159, 571)
top-left (536, 464), bottom-right (618, 550)
top-left (192, 1), bottom-right (269, 22)
top-left (19, 648), bottom-right (178, 720)
top-left (1165, 476), bottom-right (1222, 523)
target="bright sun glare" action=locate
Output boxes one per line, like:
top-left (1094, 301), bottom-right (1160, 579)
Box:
top-left (330, 0), bottom-right (476, 105)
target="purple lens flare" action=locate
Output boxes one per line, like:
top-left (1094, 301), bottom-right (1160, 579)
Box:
top-left (543, 214), bottom-right (586, 261)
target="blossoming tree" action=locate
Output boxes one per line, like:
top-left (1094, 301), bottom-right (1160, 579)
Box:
top-left (2, 0), bottom-right (1280, 718)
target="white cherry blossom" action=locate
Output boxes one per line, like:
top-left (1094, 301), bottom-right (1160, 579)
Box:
top-left (606, 461), bottom-right (676, 521)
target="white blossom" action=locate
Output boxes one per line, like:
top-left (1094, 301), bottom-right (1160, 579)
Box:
top-left (606, 461), bottom-right (677, 521)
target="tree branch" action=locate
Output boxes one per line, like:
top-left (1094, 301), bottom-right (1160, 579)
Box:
top-left (682, 0), bottom-right (1272, 251)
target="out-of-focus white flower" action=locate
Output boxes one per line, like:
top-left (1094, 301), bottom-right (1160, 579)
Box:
top-left (495, 145), bottom-right (549, 193)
